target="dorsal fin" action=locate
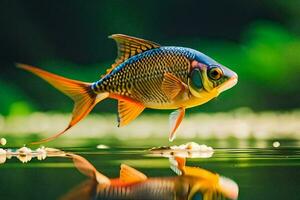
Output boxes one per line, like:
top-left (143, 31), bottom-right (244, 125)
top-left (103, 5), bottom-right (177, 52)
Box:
top-left (104, 34), bottom-right (160, 76)
top-left (119, 164), bottom-right (147, 184)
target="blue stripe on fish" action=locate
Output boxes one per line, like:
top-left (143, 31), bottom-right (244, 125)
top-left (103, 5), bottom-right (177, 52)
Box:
top-left (92, 46), bottom-right (218, 94)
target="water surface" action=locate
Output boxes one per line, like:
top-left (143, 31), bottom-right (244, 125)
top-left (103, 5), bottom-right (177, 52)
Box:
top-left (0, 139), bottom-right (299, 200)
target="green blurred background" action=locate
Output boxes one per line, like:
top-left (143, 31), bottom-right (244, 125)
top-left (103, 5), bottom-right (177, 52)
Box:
top-left (0, 3), bottom-right (300, 200)
top-left (0, 0), bottom-right (300, 116)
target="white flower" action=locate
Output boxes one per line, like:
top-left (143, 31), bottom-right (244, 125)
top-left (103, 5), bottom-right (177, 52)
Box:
top-left (0, 148), bottom-right (6, 164)
top-left (17, 147), bottom-right (32, 163)
top-left (36, 147), bottom-right (47, 160)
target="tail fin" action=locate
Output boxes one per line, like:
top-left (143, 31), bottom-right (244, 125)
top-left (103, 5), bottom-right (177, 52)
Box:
top-left (67, 153), bottom-right (110, 185)
top-left (17, 63), bottom-right (109, 144)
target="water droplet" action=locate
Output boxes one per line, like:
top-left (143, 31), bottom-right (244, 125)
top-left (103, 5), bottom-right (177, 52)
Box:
top-left (96, 144), bottom-right (109, 149)
top-left (0, 138), bottom-right (7, 146)
top-left (273, 141), bottom-right (280, 148)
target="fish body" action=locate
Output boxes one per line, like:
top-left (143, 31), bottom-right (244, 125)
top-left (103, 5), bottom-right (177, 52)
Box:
top-left (96, 177), bottom-right (185, 200)
top-left (93, 47), bottom-right (218, 109)
top-left (18, 34), bottom-right (238, 143)
top-left (62, 154), bottom-right (238, 200)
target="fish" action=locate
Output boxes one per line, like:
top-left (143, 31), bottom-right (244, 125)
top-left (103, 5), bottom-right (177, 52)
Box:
top-left (0, 146), bottom-right (238, 199)
top-left (17, 34), bottom-right (238, 143)
top-left (61, 153), bottom-right (239, 200)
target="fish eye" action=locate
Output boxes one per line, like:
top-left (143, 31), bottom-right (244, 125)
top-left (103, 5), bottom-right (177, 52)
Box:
top-left (208, 67), bottom-right (223, 80)
top-left (191, 192), bottom-right (203, 200)
top-left (190, 68), bottom-right (203, 90)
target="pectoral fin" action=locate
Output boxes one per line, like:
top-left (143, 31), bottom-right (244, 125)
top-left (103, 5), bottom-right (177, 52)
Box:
top-left (120, 164), bottom-right (147, 184)
top-left (118, 100), bottom-right (145, 127)
top-left (169, 157), bottom-right (186, 175)
top-left (169, 107), bottom-right (185, 141)
top-left (162, 72), bottom-right (188, 100)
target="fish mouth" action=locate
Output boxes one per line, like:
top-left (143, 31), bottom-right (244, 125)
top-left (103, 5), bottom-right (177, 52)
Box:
top-left (217, 74), bottom-right (238, 93)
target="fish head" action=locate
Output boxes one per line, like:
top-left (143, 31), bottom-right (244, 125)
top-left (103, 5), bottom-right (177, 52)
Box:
top-left (183, 167), bottom-right (239, 200)
top-left (188, 52), bottom-right (238, 98)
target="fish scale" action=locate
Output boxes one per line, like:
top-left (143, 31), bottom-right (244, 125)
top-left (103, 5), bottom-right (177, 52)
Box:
top-left (94, 47), bottom-right (193, 106)
top-left (96, 177), bottom-right (181, 200)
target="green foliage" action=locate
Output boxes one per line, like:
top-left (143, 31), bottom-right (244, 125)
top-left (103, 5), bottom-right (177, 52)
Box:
top-left (1, 0), bottom-right (300, 114)
top-left (0, 80), bottom-right (33, 116)
top-left (8, 101), bottom-right (32, 116)
top-left (2, 22), bottom-right (300, 115)
top-left (193, 22), bottom-right (300, 111)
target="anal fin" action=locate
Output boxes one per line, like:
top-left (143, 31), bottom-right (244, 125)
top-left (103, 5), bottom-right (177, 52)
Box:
top-left (118, 100), bottom-right (145, 127)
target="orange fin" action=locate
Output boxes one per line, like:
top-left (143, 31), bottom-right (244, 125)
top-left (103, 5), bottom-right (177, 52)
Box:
top-left (184, 166), bottom-right (217, 180)
top-left (175, 157), bottom-right (186, 172)
top-left (43, 149), bottom-right (111, 185)
top-left (162, 72), bottom-right (188, 100)
top-left (169, 157), bottom-right (186, 175)
top-left (169, 108), bottom-right (185, 141)
top-left (104, 34), bottom-right (160, 76)
top-left (68, 153), bottom-right (110, 185)
top-left (120, 164), bottom-right (147, 184)
top-left (17, 63), bottom-right (109, 144)
top-left (59, 179), bottom-right (97, 200)
top-left (117, 100), bottom-right (145, 127)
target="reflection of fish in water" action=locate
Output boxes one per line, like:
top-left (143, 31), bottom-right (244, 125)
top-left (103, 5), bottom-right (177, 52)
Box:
top-left (62, 154), bottom-right (238, 200)
top-left (18, 34), bottom-right (238, 144)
